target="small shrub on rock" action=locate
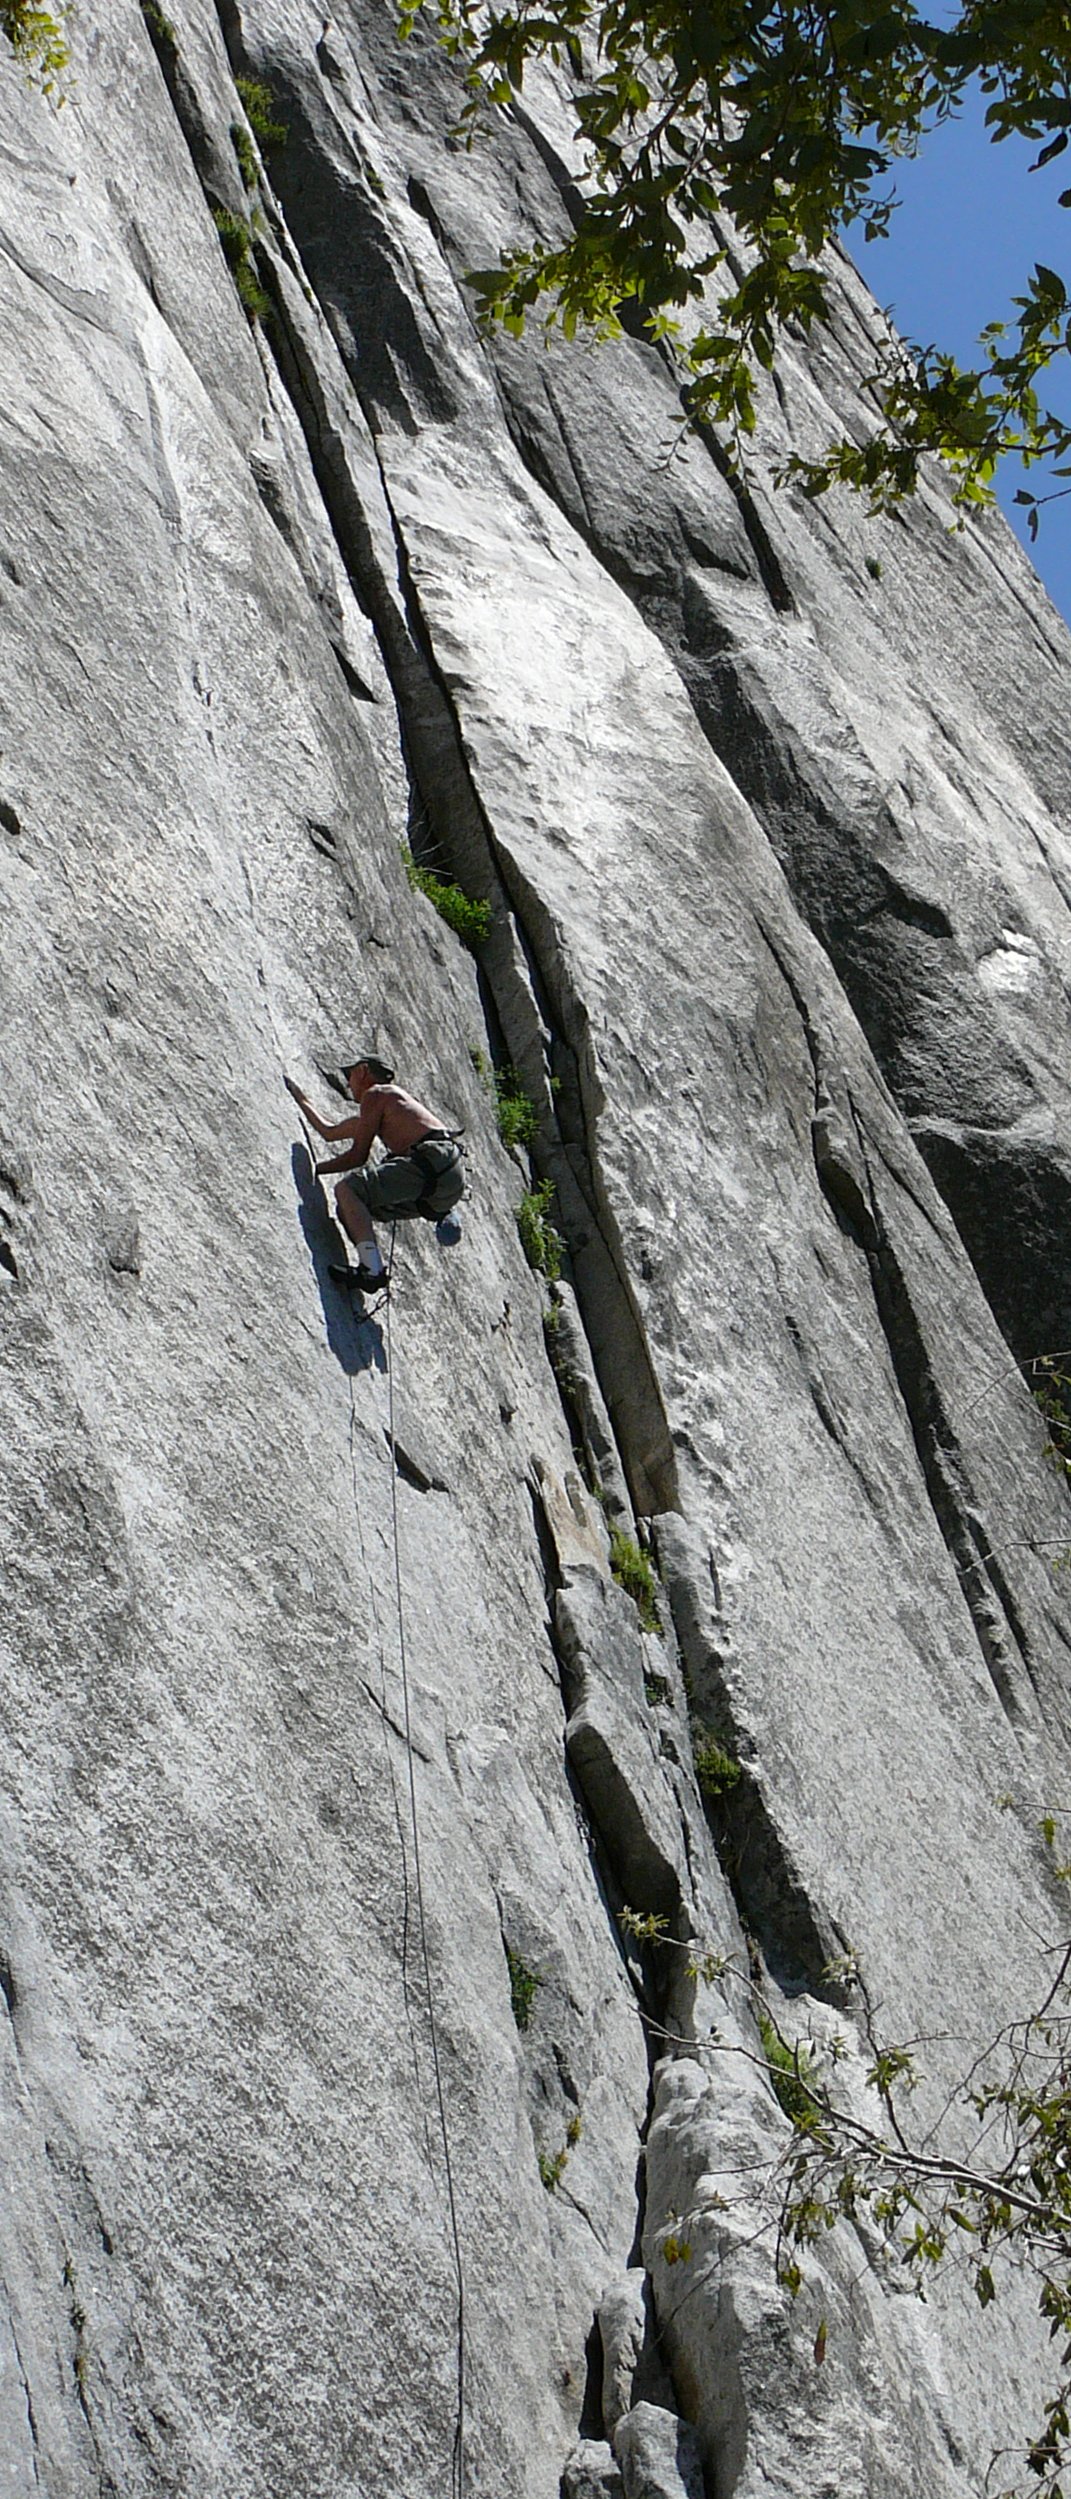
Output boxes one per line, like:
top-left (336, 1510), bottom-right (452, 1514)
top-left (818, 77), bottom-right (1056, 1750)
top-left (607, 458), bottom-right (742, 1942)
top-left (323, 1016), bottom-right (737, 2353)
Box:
top-left (235, 73), bottom-right (287, 148)
top-left (609, 1526), bottom-right (659, 1632)
top-left (692, 1728), bottom-right (741, 1802)
top-left (212, 209), bottom-right (272, 325)
top-left (1031, 1355), bottom-right (1071, 1486)
top-left (1, 0), bottom-right (69, 89)
top-left (402, 846), bottom-right (491, 948)
top-left (538, 2113), bottom-right (580, 2192)
top-left (505, 1943), bottom-right (542, 2032)
top-left (517, 1179), bottom-right (562, 1282)
top-left (138, 0), bottom-right (177, 57)
top-left (494, 1065), bottom-right (538, 1152)
top-left (756, 2007), bottom-right (822, 2135)
top-left (231, 119), bottom-right (259, 191)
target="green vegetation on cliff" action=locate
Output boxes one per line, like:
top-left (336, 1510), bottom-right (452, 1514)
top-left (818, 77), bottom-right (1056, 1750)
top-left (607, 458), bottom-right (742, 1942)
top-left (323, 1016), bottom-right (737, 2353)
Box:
top-left (0, 0), bottom-right (68, 90)
top-left (405, 0), bottom-right (1071, 527)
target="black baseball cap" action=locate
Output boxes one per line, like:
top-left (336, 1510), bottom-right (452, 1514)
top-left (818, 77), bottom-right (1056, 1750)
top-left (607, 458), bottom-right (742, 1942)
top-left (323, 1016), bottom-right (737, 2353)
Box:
top-left (340, 1051), bottom-right (395, 1086)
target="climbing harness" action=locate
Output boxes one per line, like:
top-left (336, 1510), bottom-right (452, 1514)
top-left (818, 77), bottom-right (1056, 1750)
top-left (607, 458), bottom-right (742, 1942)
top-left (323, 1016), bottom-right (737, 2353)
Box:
top-left (410, 1131), bottom-right (467, 1220)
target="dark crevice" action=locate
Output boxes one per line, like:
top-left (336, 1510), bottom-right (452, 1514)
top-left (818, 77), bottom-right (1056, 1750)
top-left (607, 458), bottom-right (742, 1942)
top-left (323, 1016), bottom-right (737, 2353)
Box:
top-left (9, 2315), bottom-right (42, 2488)
top-left (505, 97), bottom-right (588, 231)
top-left (489, 96), bottom-right (794, 616)
top-left (577, 2315), bottom-right (605, 2441)
top-left (655, 1531), bottom-right (851, 2001)
top-left (848, 1096), bottom-right (1044, 1729)
top-left (755, 918), bottom-right (1041, 1731)
top-left (137, 0), bottom-right (231, 205)
top-left (387, 1433), bottom-right (447, 1493)
top-left (711, 1778), bottom-right (853, 2000)
top-left (0, 798), bottom-right (22, 838)
top-left (0, 1950), bottom-right (17, 2015)
top-left (0, 1241), bottom-right (19, 1280)
top-left (335, 649), bottom-right (376, 701)
top-left (690, 418), bottom-right (795, 613)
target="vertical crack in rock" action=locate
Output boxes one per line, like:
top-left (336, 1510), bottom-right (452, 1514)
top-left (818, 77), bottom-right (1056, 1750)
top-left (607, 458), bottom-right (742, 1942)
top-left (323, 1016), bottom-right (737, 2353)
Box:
top-left (758, 918), bottom-right (1043, 1735)
top-left (235, 216), bottom-right (681, 1510)
top-left (485, 96), bottom-right (795, 619)
top-left (347, 436), bottom-right (679, 1514)
top-left (652, 1512), bottom-right (853, 2003)
top-left (162, 18), bottom-right (671, 1513)
top-left (8, 2310), bottom-right (43, 2490)
top-left (851, 1101), bottom-right (1045, 1734)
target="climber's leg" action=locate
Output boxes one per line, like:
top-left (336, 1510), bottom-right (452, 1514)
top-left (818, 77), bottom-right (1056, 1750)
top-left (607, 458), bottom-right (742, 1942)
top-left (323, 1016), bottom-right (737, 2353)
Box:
top-left (327, 1175), bottom-right (387, 1291)
top-left (335, 1177), bottom-right (378, 1255)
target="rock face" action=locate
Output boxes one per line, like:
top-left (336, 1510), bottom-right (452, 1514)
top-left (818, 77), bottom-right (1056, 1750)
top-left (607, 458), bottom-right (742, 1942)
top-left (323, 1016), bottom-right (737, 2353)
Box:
top-left (3, 7), bottom-right (1071, 2496)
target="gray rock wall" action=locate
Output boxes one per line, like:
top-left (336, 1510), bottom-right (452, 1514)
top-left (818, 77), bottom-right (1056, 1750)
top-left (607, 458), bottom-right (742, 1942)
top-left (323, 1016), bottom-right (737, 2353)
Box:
top-left (3, 6), bottom-right (1071, 2495)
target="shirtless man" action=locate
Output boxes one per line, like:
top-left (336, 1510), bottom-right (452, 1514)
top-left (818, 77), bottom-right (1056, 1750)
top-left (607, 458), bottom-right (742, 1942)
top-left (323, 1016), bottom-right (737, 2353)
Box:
top-left (285, 1053), bottom-right (463, 1290)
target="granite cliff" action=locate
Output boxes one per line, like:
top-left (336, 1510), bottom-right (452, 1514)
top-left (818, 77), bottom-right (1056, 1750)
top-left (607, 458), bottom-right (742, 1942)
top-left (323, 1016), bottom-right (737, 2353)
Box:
top-left (4, 7), bottom-right (1071, 2495)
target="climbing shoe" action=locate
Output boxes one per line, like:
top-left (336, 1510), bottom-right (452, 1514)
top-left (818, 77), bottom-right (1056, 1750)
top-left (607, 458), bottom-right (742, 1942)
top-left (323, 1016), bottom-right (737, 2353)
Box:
top-left (328, 1260), bottom-right (388, 1295)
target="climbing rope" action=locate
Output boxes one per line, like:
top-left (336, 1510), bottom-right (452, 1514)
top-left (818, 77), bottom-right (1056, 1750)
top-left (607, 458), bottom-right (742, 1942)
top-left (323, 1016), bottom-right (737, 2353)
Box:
top-left (382, 1242), bottom-right (467, 2499)
top-left (236, 847), bottom-right (466, 2489)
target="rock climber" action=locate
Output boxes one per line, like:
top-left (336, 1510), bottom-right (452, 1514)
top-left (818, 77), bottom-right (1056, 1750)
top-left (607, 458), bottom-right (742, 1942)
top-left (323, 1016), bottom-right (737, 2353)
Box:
top-left (285, 1052), bottom-right (464, 1291)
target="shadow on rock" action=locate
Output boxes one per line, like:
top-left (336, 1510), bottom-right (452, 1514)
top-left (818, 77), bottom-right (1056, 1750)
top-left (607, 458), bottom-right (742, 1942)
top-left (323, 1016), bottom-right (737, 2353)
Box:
top-left (292, 1143), bottom-right (385, 1376)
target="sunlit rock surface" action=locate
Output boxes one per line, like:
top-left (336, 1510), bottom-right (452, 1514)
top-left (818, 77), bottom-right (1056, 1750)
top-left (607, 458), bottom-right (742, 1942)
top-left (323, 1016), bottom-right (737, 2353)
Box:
top-left (3, 6), bottom-right (1071, 2494)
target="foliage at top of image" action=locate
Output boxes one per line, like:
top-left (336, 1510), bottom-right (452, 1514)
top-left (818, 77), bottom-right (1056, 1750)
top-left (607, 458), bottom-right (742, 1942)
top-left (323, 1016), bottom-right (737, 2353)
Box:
top-left (401, 0), bottom-right (1071, 530)
top-left (402, 845), bottom-right (492, 948)
top-left (1, 0), bottom-right (69, 91)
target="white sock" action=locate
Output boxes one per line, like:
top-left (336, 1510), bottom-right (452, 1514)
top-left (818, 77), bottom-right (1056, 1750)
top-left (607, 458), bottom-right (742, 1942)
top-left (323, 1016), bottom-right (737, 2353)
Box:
top-left (360, 1242), bottom-right (385, 1277)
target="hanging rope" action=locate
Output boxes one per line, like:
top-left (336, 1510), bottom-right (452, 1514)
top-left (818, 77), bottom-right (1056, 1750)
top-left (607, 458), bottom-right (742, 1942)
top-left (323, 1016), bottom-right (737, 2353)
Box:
top-left (237, 846), bottom-right (466, 2488)
top-left (382, 1242), bottom-right (467, 2499)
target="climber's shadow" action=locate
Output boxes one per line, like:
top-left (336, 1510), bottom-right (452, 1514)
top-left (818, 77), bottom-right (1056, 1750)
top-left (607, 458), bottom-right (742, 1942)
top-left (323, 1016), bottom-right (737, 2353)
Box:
top-left (292, 1143), bottom-right (386, 1376)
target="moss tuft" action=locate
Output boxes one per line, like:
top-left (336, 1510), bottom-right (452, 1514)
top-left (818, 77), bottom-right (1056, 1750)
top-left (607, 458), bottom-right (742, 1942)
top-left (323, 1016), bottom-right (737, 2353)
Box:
top-left (212, 209), bottom-right (272, 325)
top-left (609, 1526), bottom-right (659, 1632)
top-left (1, 0), bottom-right (69, 89)
top-left (517, 1179), bottom-right (562, 1281)
top-left (505, 1943), bottom-right (542, 2032)
top-left (231, 119), bottom-right (259, 190)
top-left (757, 2007), bottom-right (822, 2133)
top-left (402, 847), bottom-right (491, 948)
top-left (692, 1728), bottom-right (741, 1802)
top-left (494, 1065), bottom-right (538, 1152)
top-left (235, 73), bottom-right (287, 148)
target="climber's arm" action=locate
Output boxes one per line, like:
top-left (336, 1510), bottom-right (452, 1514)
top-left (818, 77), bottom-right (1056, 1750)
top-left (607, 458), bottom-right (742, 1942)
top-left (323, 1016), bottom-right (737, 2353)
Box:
top-left (317, 1144), bottom-right (362, 1176)
top-left (316, 1094), bottom-right (382, 1176)
top-left (284, 1074), bottom-right (357, 1142)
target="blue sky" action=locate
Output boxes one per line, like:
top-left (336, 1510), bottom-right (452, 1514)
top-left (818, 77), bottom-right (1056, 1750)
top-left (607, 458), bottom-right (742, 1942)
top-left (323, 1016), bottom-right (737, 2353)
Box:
top-left (847, 93), bottom-right (1071, 624)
